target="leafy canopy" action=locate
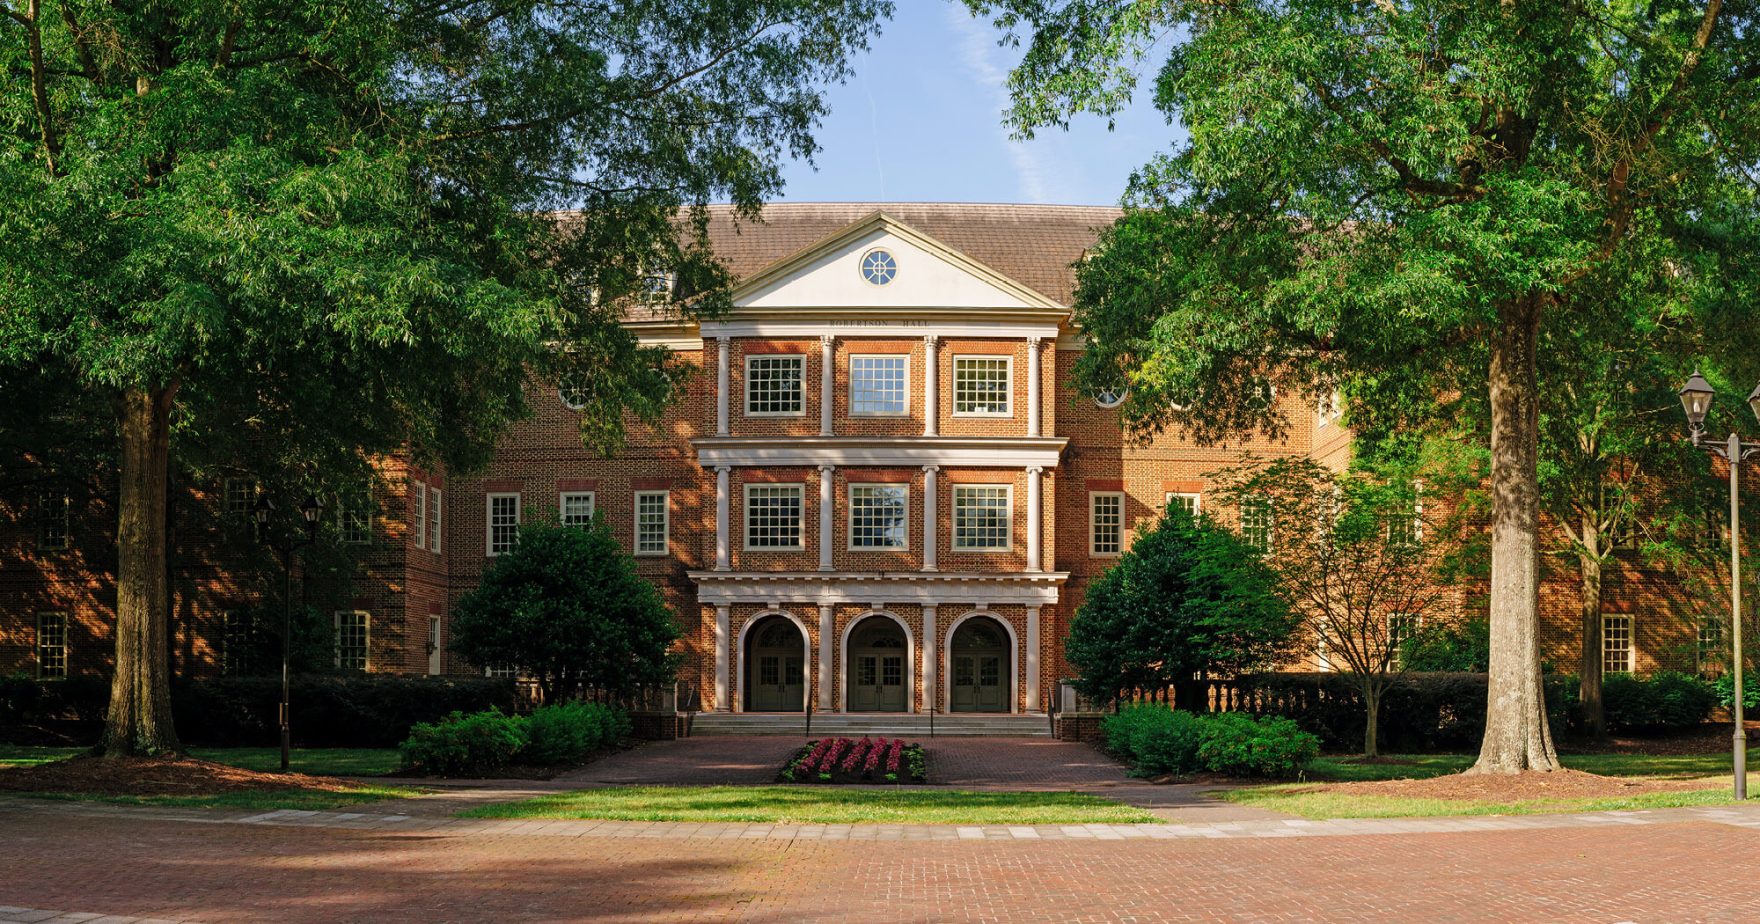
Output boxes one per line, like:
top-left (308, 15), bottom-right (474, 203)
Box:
top-left (450, 522), bottom-right (682, 697)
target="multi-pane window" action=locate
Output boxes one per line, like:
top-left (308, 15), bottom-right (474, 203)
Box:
top-left (1317, 390), bottom-right (1342, 426)
top-left (1240, 495), bottom-right (1273, 552)
top-left (487, 493), bottom-right (521, 555)
top-left (745, 484), bottom-right (804, 550)
top-left (37, 612), bottom-right (67, 679)
top-left (635, 491), bottom-right (669, 555)
top-left (427, 487), bottom-right (442, 553)
top-left (1387, 614), bottom-right (1419, 669)
top-left (224, 478), bottom-right (256, 517)
top-left (745, 355), bottom-right (805, 416)
top-left (1603, 614), bottom-right (1633, 675)
top-left (953, 485), bottom-right (1011, 551)
top-left (1165, 492), bottom-right (1201, 518)
top-left (1090, 492), bottom-right (1125, 556)
top-left (485, 663), bottom-right (518, 680)
top-left (849, 484), bottom-right (909, 550)
top-left (413, 483), bottom-right (428, 549)
top-left (1385, 485), bottom-right (1422, 549)
top-left (952, 357), bottom-right (1012, 416)
top-left (337, 491), bottom-right (371, 544)
top-left (220, 609), bottom-right (250, 676)
top-left (38, 492), bottom-right (70, 551)
top-left (1698, 618), bottom-right (1726, 673)
top-left (560, 492), bottom-right (596, 528)
top-left (850, 355), bottom-right (909, 415)
top-left (334, 611), bottom-right (369, 672)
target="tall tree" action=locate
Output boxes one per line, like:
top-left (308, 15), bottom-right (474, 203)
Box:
top-left (0, 0), bottom-right (889, 756)
top-left (971, 0), bottom-right (1760, 771)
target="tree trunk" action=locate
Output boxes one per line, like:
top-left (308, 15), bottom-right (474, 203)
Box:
top-left (1362, 682), bottom-right (1382, 759)
top-left (1578, 524), bottom-right (1606, 741)
top-left (101, 384), bottom-right (183, 757)
top-left (1469, 297), bottom-right (1562, 774)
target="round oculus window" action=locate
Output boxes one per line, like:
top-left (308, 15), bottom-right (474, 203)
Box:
top-left (1093, 386), bottom-right (1128, 408)
top-left (559, 377), bottom-right (589, 411)
top-left (860, 249), bottom-right (897, 285)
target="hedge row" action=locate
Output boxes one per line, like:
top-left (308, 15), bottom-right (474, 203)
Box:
top-left (1, 675), bottom-right (518, 747)
top-left (398, 702), bottom-right (632, 776)
top-left (1215, 672), bottom-right (1574, 751)
top-left (1104, 705), bottom-right (1320, 778)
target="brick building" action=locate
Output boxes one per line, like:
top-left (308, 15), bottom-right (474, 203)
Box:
top-left (1, 203), bottom-right (1718, 708)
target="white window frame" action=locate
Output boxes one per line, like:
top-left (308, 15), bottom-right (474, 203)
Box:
top-left (1387, 613), bottom-right (1420, 669)
top-left (337, 491), bottom-right (372, 545)
top-left (634, 490), bottom-right (670, 556)
top-left (1317, 390), bottom-right (1342, 427)
top-left (38, 492), bottom-right (70, 551)
top-left (848, 354), bottom-right (911, 417)
top-left (220, 609), bottom-right (248, 676)
top-left (333, 611), bottom-right (370, 672)
top-left (847, 483), bottom-right (910, 551)
top-left (1603, 614), bottom-right (1634, 675)
top-left (952, 484), bottom-right (1014, 552)
top-left (428, 487), bottom-right (442, 553)
top-left (223, 477), bottom-right (256, 517)
top-left (1090, 491), bottom-right (1126, 557)
top-left (413, 482), bottom-right (428, 549)
top-left (951, 356), bottom-right (1014, 417)
top-left (744, 483), bottom-right (806, 551)
top-left (744, 353), bottom-right (807, 417)
top-left (1240, 495), bottom-right (1274, 553)
top-left (36, 611), bottom-right (67, 680)
top-left (560, 491), bottom-right (597, 528)
top-left (1164, 492), bottom-right (1202, 517)
top-left (486, 492), bottom-right (521, 556)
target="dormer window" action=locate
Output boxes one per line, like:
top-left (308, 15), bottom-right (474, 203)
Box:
top-left (639, 272), bottom-right (674, 304)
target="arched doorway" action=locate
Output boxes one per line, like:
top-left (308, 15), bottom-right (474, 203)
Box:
top-left (744, 615), bottom-right (806, 712)
top-left (949, 616), bottom-right (1011, 713)
top-left (845, 616), bottom-right (909, 712)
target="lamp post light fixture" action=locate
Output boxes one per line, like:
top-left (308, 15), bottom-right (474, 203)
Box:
top-left (254, 491), bottom-right (325, 773)
top-left (1679, 371), bottom-right (1759, 800)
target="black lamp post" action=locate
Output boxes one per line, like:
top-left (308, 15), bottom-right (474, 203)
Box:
top-left (254, 492), bottom-right (324, 772)
top-left (1679, 371), bottom-right (1760, 800)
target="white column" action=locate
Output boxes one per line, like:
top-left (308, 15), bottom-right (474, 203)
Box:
top-left (818, 465), bottom-right (835, 571)
top-left (1025, 605), bottom-right (1041, 713)
top-left (1026, 336), bottom-right (1043, 438)
top-left (921, 465), bottom-right (939, 571)
top-left (922, 603), bottom-right (938, 715)
top-left (820, 334), bottom-right (835, 437)
top-left (1025, 466), bottom-right (1043, 572)
top-left (714, 466), bottom-right (731, 571)
top-left (714, 604), bottom-right (731, 712)
top-left (715, 336), bottom-right (731, 437)
top-left (923, 334), bottom-right (939, 437)
top-left (818, 603), bottom-right (834, 711)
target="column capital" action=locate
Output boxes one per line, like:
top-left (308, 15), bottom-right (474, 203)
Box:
top-left (820, 333), bottom-right (835, 346)
top-left (819, 464), bottom-right (836, 474)
top-left (924, 333), bottom-right (939, 346)
top-left (715, 465), bottom-right (733, 474)
top-left (715, 334), bottom-right (732, 344)
top-left (922, 464), bottom-right (940, 474)
top-left (1025, 465), bottom-right (1044, 475)
top-left (1026, 334), bottom-right (1044, 347)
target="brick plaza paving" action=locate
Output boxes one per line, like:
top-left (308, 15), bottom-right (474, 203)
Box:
top-left (7, 799), bottom-right (1760, 922)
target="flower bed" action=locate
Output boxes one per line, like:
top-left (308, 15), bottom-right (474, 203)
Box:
top-left (778, 737), bottom-right (928, 784)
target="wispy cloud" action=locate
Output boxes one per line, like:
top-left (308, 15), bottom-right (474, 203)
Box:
top-left (947, 6), bottom-right (1054, 204)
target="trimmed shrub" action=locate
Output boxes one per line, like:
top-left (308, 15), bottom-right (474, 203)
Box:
top-left (1103, 704), bottom-right (1205, 776)
top-left (1601, 672), bottom-right (1718, 732)
top-left (1194, 713), bottom-right (1320, 778)
top-left (171, 676), bottom-right (517, 747)
top-left (399, 709), bottom-right (529, 776)
top-left (1217, 672), bottom-right (1572, 751)
top-left (523, 702), bottom-right (629, 764)
top-left (0, 673), bottom-right (110, 726)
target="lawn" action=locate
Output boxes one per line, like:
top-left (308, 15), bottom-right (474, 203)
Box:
top-left (0, 745), bottom-right (399, 777)
top-left (24, 784), bottom-right (418, 812)
top-left (1303, 751), bottom-right (1752, 783)
top-left (464, 785), bottom-right (1158, 825)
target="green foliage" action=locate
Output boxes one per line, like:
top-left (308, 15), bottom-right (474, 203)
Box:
top-left (0, 674), bottom-right (110, 729)
top-left (1596, 673), bottom-right (1719, 733)
top-left (399, 709), bottom-right (530, 777)
top-left (1067, 503), bottom-right (1299, 702)
top-left (1102, 705), bottom-right (1318, 778)
top-left (1401, 619), bottom-right (1492, 673)
top-left (1226, 672), bottom-right (1573, 752)
top-left (1713, 673), bottom-right (1760, 712)
top-left (450, 522), bottom-right (682, 697)
top-left (523, 702), bottom-right (631, 765)
top-left (168, 676), bottom-right (516, 748)
top-left (1195, 713), bottom-right (1321, 779)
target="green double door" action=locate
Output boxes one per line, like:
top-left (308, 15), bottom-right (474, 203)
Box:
top-left (950, 618), bottom-right (1009, 713)
top-left (847, 618), bottom-right (908, 712)
top-left (746, 618), bottom-right (805, 712)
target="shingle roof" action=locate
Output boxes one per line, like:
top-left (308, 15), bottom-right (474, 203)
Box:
top-left (698, 202), bottom-right (1121, 306)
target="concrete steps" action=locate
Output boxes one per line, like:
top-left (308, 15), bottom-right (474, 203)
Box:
top-left (689, 712), bottom-right (1052, 737)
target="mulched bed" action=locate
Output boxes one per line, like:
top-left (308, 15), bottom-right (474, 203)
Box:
top-left (1292, 769), bottom-right (1714, 802)
top-left (0, 756), bottom-right (358, 797)
top-left (1560, 720), bottom-right (1760, 756)
top-left (778, 737), bottom-right (928, 784)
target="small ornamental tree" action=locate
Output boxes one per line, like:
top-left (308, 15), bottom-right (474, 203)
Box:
top-left (450, 523), bottom-right (681, 701)
top-left (1218, 459), bottom-right (1454, 757)
top-left (1067, 502), bottom-right (1298, 708)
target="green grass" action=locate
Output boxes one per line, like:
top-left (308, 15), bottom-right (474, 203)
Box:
top-left (22, 784), bottom-right (418, 812)
top-left (1220, 784), bottom-right (1739, 819)
top-left (463, 785), bottom-right (1158, 825)
top-left (0, 745), bottom-right (398, 777)
top-left (1303, 751), bottom-right (1753, 783)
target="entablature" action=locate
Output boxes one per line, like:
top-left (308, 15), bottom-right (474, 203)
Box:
top-left (691, 435), bottom-right (1067, 470)
top-left (687, 570), bottom-right (1067, 607)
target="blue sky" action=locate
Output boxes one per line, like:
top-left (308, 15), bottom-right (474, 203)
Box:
top-left (777, 4), bottom-right (1180, 207)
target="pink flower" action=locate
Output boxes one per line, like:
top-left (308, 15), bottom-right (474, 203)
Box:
top-left (842, 737), bottom-right (870, 773)
top-left (885, 739), bottom-right (903, 773)
top-left (864, 738), bottom-right (885, 773)
top-left (821, 738), bottom-right (848, 773)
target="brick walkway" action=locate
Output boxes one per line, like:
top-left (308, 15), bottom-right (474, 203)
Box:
top-left (6, 802), bottom-right (1760, 921)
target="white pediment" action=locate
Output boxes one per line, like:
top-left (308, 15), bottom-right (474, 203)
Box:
top-left (732, 215), bottom-right (1063, 314)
